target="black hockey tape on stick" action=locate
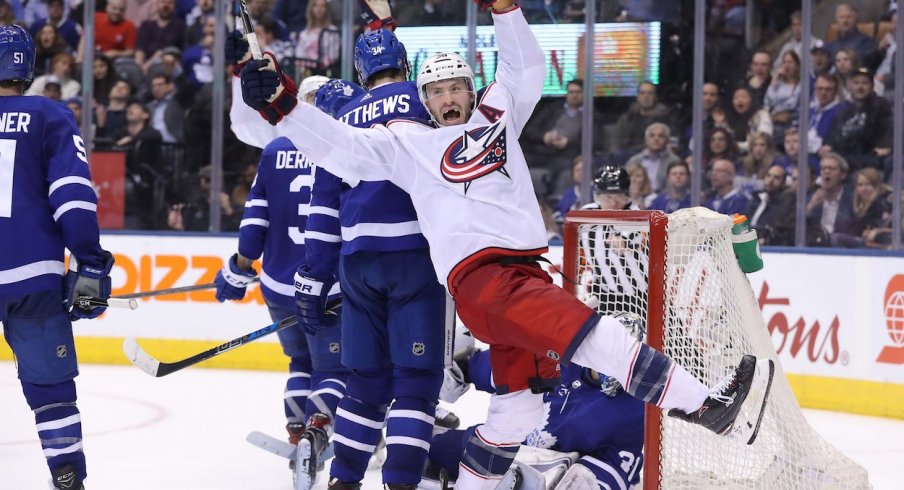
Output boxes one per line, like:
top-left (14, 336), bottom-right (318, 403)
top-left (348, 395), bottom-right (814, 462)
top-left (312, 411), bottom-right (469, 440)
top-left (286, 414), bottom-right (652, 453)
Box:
top-left (113, 279), bottom-right (260, 299)
top-left (236, 0), bottom-right (263, 59)
top-left (75, 296), bottom-right (139, 310)
top-left (123, 298), bottom-right (341, 377)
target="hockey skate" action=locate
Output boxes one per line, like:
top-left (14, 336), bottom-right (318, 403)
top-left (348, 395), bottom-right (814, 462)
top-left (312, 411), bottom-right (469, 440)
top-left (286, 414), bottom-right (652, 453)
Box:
top-left (286, 422), bottom-right (306, 470)
top-left (669, 354), bottom-right (775, 445)
top-left (435, 406), bottom-right (461, 429)
top-left (295, 413), bottom-right (331, 490)
top-left (327, 478), bottom-right (362, 489)
top-left (51, 464), bottom-right (84, 490)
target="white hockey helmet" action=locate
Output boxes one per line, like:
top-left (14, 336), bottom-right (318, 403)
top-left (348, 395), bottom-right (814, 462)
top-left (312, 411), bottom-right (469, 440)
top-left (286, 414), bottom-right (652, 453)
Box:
top-left (416, 52), bottom-right (476, 116)
top-left (298, 75), bottom-right (330, 104)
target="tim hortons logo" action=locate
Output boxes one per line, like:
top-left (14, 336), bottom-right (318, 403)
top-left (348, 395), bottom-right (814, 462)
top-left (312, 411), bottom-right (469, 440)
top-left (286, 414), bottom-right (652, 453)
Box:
top-left (758, 281), bottom-right (843, 364)
top-left (877, 275), bottom-right (904, 364)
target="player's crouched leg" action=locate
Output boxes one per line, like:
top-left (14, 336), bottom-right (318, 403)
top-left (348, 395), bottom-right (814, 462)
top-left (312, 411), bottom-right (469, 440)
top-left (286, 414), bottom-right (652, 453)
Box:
top-left (456, 390), bottom-right (544, 490)
top-left (383, 367), bottom-right (444, 486)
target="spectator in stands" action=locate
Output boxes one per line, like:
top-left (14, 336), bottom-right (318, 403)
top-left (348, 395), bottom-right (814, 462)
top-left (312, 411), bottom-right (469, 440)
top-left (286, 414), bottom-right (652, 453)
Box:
top-left (625, 162), bottom-right (655, 209)
top-left (833, 48), bottom-right (859, 99)
top-left (775, 127), bottom-right (806, 172)
top-left (726, 85), bottom-right (772, 153)
top-left (249, 0), bottom-right (288, 40)
top-left (739, 132), bottom-right (779, 192)
top-left (764, 50), bottom-right (802, 143)
top-left (93, 54), bottom-right (118, 106)
top-left (255, 15), bottom-right (293, 67)
top-left (96, 80), bottom-right (132, 141)
top-left (147, 73), bottom-right (185, 144)
top-left (807, 73), bottom-right (844, 160)
top-left (27, 52), bottom-right (80, 99)
top-left (413, 0), bottom-right (465, 25)
top-left (292, 0), bottom-right (340, 79)
top-left (821, 67), bottom-right (892, 173)
top-left (625, 122), bottom-right (680, 193)
top-left (33, 23), bottom-right (70, 77)
top-left (115, 101), bottom-right (163, 229)
top-left (875, 11), bottom-right (897, 97)
top-left (833, 167), bottom-right (892, 248)
top-left (775, 10), bottom-right (824, 72)
top-left (135, 0), bottom-right (186, 74)
top-left (123, 0), bottom-right (156, 28)
top-left (682, 82), bottom-right (720, 149)
top-left (704, 158), bottom-right (748, 216)
top-left (0, 0), bottom-right (23, 27)
top-left (553, 155), bottom-right (585, 224)
top-left (230, 162), bottom-right (258, 210)
top-left (522, 79), bottom-right (587, 197)
top-left (42, 80), bottom-right (61, 100)
top-left (83, 0), bottom-right (137, 61)
top-left (744, 50), bottom-right (772, 105)
top-left (538, 197), bottom-right (562, 241)
top-left (272, 0), bottom-right (308, 33)
top-left (182, 15), bottom-right (215, 91)
top-left (694, 127), bottom-right (739, 176)
top-left (826, 3), bottom-right (878, 63)
top-left (811, 46), bottom-right (833, 77)
top-left (649, 160), bottom-right (692, 213)
top-left (23, 0), bottom-right (65, 26)
top-left (745, 164), bottom-right (794, 245)
top-left (167, 165), bottom-right (239, 232)
top-left (29, 0), bottom-right (80, 51)
top-left (806, 153), bottom-right (856, 246)
top-left (185, 0), bottom-right (215, 46)
top-left (612, 81), bottom-right (670, 159)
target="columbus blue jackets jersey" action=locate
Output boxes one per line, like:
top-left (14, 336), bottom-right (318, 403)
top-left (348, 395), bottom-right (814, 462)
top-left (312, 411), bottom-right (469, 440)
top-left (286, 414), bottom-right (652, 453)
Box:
top-left (237, 136), bottom-right (339, 308)
top-left (470, 352), bottom-right (644, 489)
top-left (0, 96), bottom-right (104, 298)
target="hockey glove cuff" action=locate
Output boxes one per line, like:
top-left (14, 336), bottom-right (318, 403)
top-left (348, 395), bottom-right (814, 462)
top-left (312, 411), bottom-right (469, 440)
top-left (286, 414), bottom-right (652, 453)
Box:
top-left (64, 250), bottom-right (115, 321)
top-left (226, 30), bottom-right (252, 76)
top-left (294, 266), bottom-right (338, 335)
top-left (215, 253), bottom-right (258, 302)
top-left (240, 53), bottom-right (299, 125)
top-left (357, 0), bottom-right (397, 31)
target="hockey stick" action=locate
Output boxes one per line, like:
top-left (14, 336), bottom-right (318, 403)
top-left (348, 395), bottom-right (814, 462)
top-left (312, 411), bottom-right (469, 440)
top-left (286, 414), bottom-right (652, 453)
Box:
top-left (236, 0), bottom-right (263, 59)
top-left (122, 299), bottom-right (341, 377)
top-left (75, 296), bottom-right (138, 310)
top-left (113, 279), bottom-right (259, 299)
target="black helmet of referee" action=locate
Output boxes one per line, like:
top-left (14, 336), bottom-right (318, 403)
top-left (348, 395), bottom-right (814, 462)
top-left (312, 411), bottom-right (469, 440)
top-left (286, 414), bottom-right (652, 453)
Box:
top-left (593, 165), bottom-right (629, 194)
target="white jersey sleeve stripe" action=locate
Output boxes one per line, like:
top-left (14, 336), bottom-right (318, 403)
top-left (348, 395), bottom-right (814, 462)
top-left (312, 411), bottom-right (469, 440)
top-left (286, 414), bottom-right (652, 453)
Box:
top-left (341, 220), bottom-right (422, 241)
top-left (0, 260), bottom-right (66, 284)
top-left (48, 176), bottom-right (93, 196)
top-left (308, 205), bottom-right (340, 218)
top-left (260, 270), bottom-right (295, 297)
top-left (52, 201), bottom-right (96, 221)
top-left (305, 230), bottom-right (341, 243)
top-left (240, 218), bottom-right (270, 228)
top-left (244, 199), bottom-right (268, 208)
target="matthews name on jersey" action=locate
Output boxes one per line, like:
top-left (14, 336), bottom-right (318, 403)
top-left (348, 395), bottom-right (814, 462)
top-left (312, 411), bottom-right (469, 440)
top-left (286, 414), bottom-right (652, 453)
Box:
top-left (237, 136), bottom-right (338, 308)
top-left (233, 9), bottom-right (548, 291)
top-left (0, 97), bottom-right (103, 298)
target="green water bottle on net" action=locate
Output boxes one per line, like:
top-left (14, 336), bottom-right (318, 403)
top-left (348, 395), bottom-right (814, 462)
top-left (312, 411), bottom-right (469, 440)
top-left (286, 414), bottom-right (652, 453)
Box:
top-left (731, 214), bottom-right (764, 273)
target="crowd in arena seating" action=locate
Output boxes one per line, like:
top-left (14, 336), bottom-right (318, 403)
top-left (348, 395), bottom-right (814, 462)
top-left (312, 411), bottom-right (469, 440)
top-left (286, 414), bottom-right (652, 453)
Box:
top-left (0, 0), bottom-right (899, 248)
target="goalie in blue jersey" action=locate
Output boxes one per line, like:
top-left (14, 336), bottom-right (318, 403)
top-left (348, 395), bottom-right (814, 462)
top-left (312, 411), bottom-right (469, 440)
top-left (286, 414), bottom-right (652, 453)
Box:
top-left (0, 25), bottom-right (115, 490)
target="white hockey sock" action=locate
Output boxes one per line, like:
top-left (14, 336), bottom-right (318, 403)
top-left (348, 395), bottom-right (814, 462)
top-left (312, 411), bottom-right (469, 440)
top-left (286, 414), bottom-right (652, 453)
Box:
top-left (571, 316), bottom-right (709, 413)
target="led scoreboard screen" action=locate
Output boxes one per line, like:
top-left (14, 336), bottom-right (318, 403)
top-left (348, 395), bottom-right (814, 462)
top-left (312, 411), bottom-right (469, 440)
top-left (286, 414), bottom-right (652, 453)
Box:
top-left (395, 22), bottom-right (661, 97)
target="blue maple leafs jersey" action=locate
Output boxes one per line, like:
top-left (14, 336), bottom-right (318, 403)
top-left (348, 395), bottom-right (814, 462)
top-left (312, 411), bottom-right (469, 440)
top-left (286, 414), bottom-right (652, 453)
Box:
top-left (470, 352), bottom-right (645, 489)
top-left (0, 96), bottom-right (104, 298)
top-left (237, 136), bottom-right (319, 309)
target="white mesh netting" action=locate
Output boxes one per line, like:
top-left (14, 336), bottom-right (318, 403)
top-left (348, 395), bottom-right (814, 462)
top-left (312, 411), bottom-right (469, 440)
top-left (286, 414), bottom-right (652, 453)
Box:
top-left (568, 207), bottom-right (870, 490)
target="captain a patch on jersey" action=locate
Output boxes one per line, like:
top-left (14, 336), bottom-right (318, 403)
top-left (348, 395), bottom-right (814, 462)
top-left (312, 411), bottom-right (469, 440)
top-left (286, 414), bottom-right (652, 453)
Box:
top-left (440, 119), bottom-right (509, 192)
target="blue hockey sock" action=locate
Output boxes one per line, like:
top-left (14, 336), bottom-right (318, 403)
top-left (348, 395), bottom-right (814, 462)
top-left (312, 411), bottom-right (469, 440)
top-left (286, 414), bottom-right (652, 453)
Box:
top-left (329, 370), bottom-right (391, 483)
top-left (284, 359), bottom-right (312, 423)
top-left (22, 380), bottom-right (86, 482)
top-left (306, 371), bottom-right (347, 423)
top-left (382, 367), bottom-right (443, 485)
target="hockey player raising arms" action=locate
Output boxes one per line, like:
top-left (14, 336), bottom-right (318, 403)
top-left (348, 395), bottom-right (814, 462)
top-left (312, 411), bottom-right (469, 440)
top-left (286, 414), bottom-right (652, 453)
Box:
top-left (236, 2), bottom-right (775, 489)
top-left (0, 26), bottom-right (115, 490)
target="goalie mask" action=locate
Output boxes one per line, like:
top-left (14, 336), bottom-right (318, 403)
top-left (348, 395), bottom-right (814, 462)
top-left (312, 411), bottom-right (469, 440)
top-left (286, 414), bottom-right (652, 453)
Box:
top-left (416, 52), bottom-right (475, 125)
top-left (601, 311), bottom-right (646, 396)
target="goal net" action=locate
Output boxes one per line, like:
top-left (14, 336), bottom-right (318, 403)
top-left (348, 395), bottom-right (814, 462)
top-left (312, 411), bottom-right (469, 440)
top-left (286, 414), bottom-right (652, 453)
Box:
top-left (562, 207), bottom-right (870, 490)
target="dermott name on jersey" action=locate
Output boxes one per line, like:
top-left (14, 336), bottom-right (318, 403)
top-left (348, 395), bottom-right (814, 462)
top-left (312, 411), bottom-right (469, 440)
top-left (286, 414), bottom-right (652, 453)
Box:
top-left (0, 112), bottom-right (31, 133)
top-left (339, 94), bottom-right (411, 126)
top-left (275, 150), bottom-right (313, 170)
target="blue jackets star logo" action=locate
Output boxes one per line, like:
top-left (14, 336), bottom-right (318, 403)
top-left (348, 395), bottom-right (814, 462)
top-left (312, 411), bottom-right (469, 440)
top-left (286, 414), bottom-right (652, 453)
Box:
top-left (440, 120), bottom-right (509, 191)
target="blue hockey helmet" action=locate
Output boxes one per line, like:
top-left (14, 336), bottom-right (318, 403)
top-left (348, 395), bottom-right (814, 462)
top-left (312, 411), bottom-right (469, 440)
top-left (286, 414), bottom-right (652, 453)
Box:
top-left (0, 25), bottom-right (35, 88)
top-left (353, 28), bottom-right (410, 87)
top-left (314, 79), bottom-right (365, 118)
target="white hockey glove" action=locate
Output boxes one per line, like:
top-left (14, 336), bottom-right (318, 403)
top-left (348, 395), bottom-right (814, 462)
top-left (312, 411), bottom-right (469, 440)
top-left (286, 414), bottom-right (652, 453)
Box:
top-left (357, 0), bottom-right (396, 31)
top-left (439, 361), bottom-right (470, 403)
top-left (555, 463), bottom-right (597, 490)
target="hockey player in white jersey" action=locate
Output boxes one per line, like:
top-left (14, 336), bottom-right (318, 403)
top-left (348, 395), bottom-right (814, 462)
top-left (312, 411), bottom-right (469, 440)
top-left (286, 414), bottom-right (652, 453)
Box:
top-left (0, 25), bottom-right (115, 490)
top-left (235, 1), bottom-right (776, 488)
